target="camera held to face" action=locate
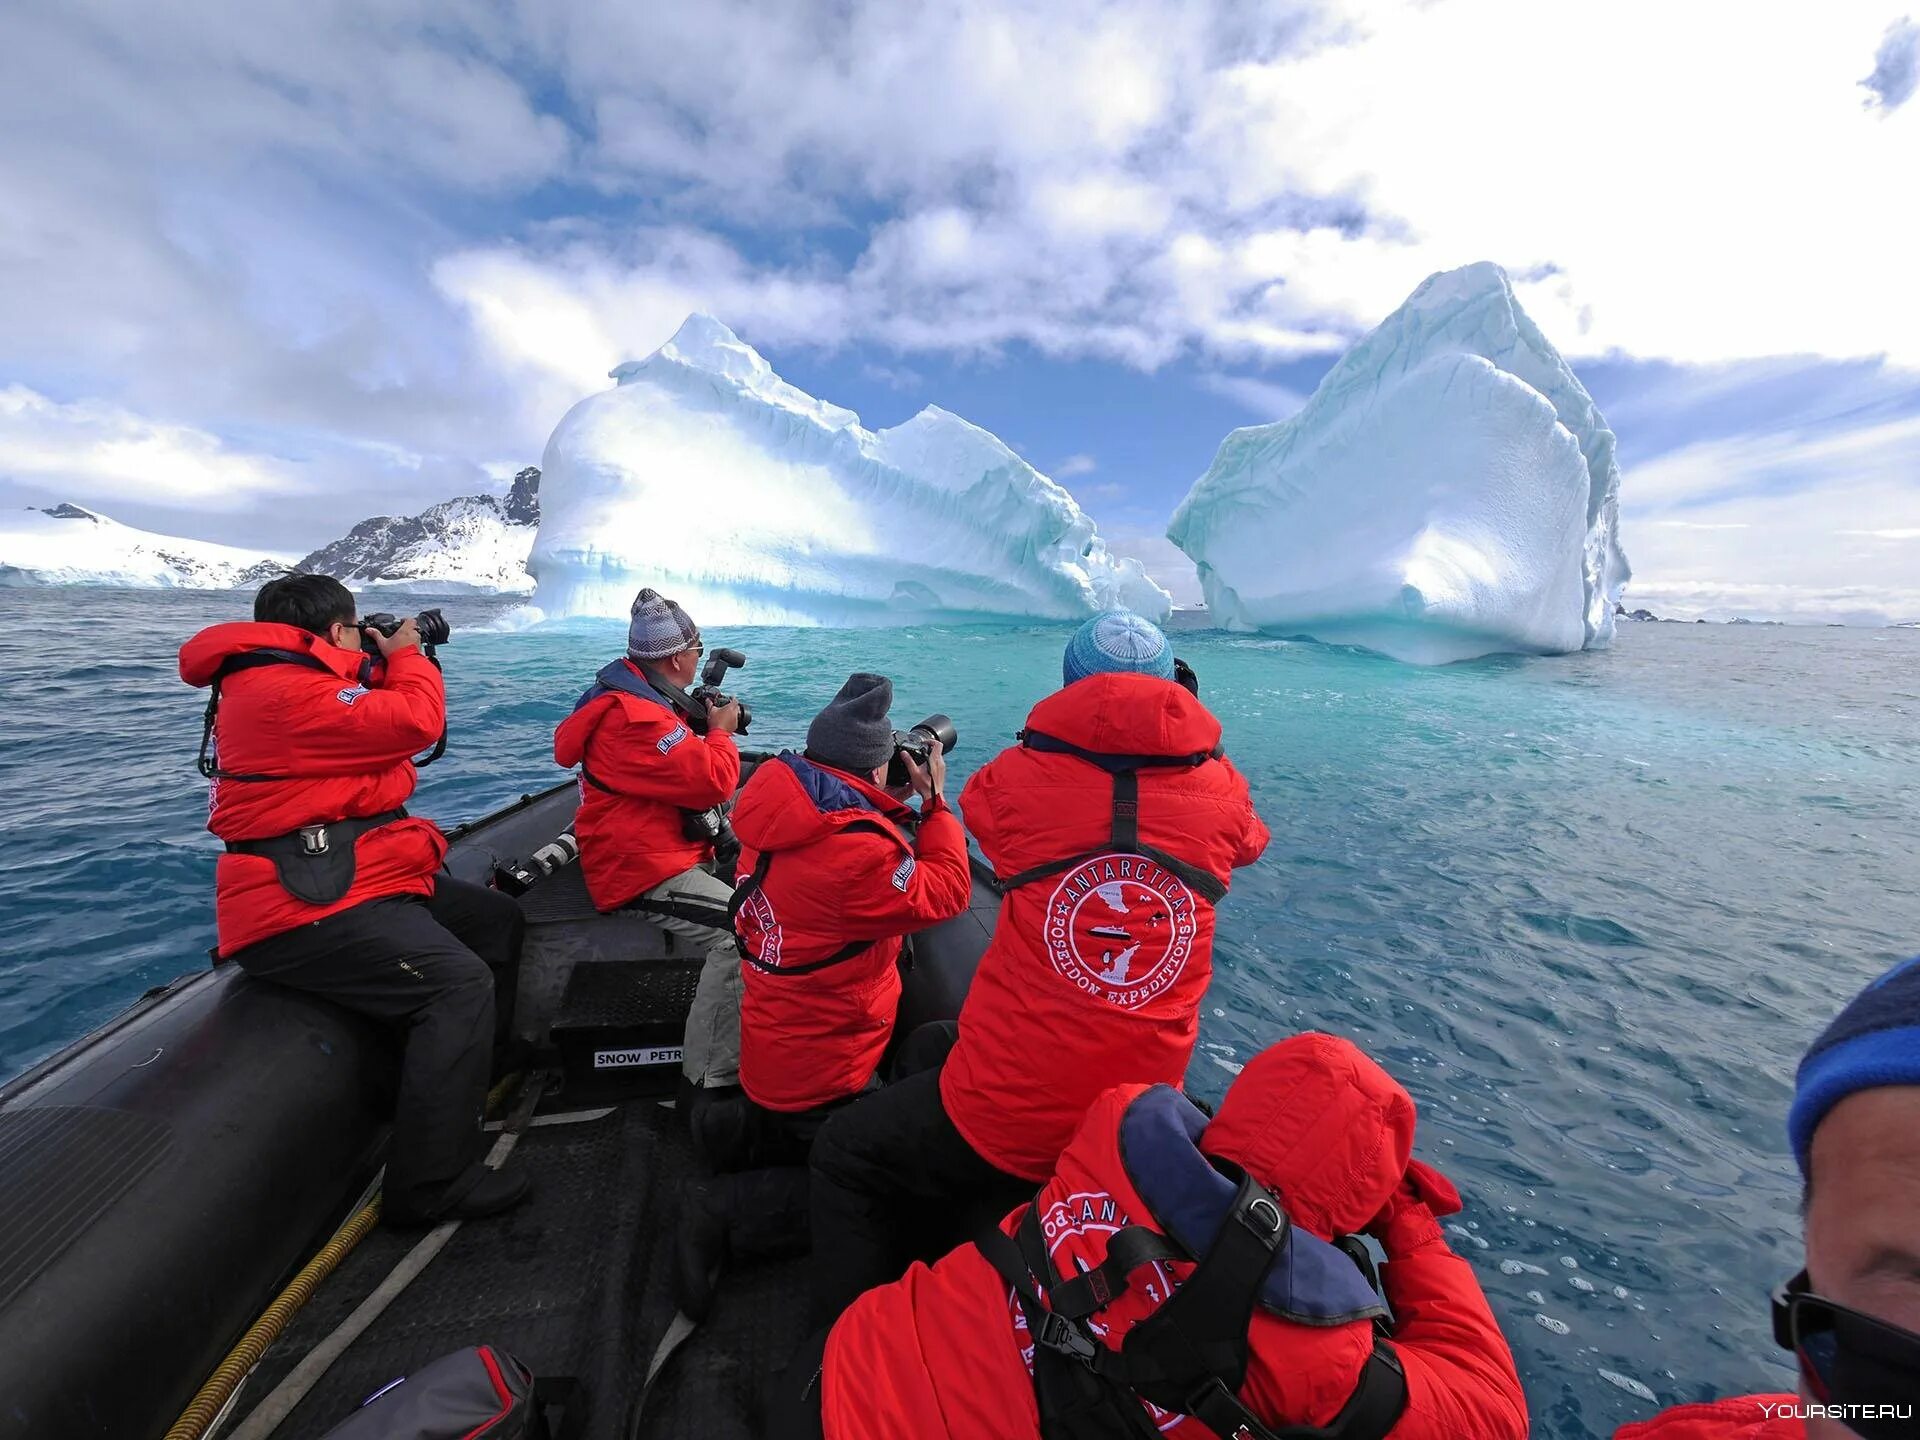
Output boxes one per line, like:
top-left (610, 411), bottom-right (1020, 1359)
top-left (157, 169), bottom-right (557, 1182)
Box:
top-left (886, 714), bottom-right (957, 788)
top-left (359, 607), bottom-right (452, 650)
top-left (692, 646), bottom-right (752, 734)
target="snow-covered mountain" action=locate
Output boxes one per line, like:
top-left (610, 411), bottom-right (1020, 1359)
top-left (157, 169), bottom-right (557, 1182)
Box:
top-left (1169, 262), bottom-right (1629, 664)
top-left (0, 504), bottom-right (291, 589)
top-left (531, 316), bottom-right (1170, 625)
top-left (294, 468), bottom-right (539, 594)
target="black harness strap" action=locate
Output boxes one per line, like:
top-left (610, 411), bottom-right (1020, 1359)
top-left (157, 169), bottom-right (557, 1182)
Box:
top-left (976, 1172), bottom-right (1408, 1440)
top-left (196, 649), bottom-right (337, 782)
top-left (1043, 1225), bottom-right (1189, 1321)
top-left (728, 818), bottom-right (910, 977)
top-left (990, 768), bottom-right (1228, 905)
top-left (223, 807), bottom-right (409, 906)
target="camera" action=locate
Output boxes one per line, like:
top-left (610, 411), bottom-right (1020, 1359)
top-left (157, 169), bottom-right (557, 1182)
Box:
top-left (493, 830), bottom-right (579, 896)
top-left (360, 607), bottom-right (451, 649)
top-left (692, 646), bottom-right (752, 734)
top-left (885, 714), bottom-right (958, 788)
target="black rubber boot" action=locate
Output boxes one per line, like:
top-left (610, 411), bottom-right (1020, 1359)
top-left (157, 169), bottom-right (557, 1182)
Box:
top-left (673, 1168), bottom-right (811, 1319)
top-left (388, 1166), bottom-right (532, 1227)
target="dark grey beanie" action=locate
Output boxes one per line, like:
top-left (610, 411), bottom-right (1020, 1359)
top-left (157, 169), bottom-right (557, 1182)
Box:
top-left (806, 673), bottom-right (896, 773)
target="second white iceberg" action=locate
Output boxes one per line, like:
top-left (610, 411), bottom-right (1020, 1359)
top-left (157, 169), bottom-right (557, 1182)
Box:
top-left (1167, 262), bottom-right (1630, 664)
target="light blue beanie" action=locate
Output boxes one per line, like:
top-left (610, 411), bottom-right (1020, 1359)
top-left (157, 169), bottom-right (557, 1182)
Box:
top-left (1063, 611), bottom-right (1175, 686)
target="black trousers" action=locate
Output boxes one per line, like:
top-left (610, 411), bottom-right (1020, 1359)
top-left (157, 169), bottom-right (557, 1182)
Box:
top-left (231, 876), bottom-right (525, 1220)
top-left (765, 1325), bottom-right (829, 1440)
top-left (807, 1056), bottom-right (1031, 1324)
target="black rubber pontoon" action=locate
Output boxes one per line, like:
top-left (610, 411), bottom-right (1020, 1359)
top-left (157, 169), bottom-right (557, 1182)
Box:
top-left (0, 779), bottom-right (997, 1440)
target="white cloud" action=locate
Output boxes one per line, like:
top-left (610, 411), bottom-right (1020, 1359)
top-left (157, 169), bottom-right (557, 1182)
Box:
top-left (0, 387), bottom-right (296, 509)
top-left (1621, 412), bottom-right (1920, 622)
top-left (1196, 373), bottom-right (1309, 420)
top-left (1054, 453), bottom-right (1098, 478)
top-left (1862, 16), bottom-right (1920, 110)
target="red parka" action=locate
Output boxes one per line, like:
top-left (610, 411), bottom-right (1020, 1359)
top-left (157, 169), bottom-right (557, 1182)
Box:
top-left (552, 660), bottom-right (741, 910)
top-left (179, 621), bottom-right (449, 956)
top-left (824, 1033), bottom-right (1530, 1440)
top-left (947, 672), bottom-right (1269, 1179)
top-left (731, 753), bottom-right (973, 1112)
top-left (1615, 1400), bottom-right (1803, 1439)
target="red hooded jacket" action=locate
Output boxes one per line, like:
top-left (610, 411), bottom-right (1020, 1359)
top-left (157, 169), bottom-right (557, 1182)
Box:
top-left (731, 753), bottom-right (974, 1112)
top-left (946, 672), bottom-right (1269, 1179)
top-left (552, 660), bottom-right (741, 910)
top-left (824, 1033), bottom-right (1529, 1440)
top-left (1614, 1400), bottom-right (1803, 1439)
top-left (178, 621), bottom-right (449, 956)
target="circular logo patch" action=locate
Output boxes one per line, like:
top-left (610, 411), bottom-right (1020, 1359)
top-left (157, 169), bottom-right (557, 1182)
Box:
top-left (735, 885), bottom-right (783, 968)
top-left (1043, 854), bottom-right (1198, 1010)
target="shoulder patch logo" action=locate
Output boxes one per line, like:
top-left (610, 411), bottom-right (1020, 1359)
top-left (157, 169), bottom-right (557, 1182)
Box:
top-left (335, 686), bottom-right (368, 706)
top-left (656, 724), bottom-right (689, 754)
top-left (1042, 854), bottom-right (1199, 1012)
top-left (889, 855), bottom-right (916, 892)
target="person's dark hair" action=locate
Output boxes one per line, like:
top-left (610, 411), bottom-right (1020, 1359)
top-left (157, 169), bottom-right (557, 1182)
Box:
top-left (254, 574), bottom-right (355, 637)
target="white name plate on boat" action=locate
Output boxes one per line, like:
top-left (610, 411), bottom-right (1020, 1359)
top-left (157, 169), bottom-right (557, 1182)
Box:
top-left (593, 1046), bottom-right (683, 1069)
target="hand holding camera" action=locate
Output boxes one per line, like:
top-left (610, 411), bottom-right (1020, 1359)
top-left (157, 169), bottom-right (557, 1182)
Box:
top-left (359, 607), bottom-right (452, 656)
top-left (898, 736), bottom-right (946, 805)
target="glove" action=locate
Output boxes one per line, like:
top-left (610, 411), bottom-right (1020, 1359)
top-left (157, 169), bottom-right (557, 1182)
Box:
top-left (1366, 1158), bottom-right (1464, 1257)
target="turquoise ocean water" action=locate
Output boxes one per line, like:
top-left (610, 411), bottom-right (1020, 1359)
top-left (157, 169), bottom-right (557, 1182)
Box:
top-left (2, 588), bottom-right (1917, 1436)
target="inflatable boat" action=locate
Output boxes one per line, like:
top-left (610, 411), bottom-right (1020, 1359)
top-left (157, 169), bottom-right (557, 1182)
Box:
top-left (0, 770), bottom-right (998, 1440)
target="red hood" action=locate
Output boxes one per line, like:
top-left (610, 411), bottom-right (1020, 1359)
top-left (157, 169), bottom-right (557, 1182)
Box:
top-left (733, 753), bottom-right (911, 855)
top-left (1023, 672), bottom-right (1222, 758)
top-left (1202, 1033), bottom-right (1415, 1240)
top-left (178, 622), bottom-right (363, 689)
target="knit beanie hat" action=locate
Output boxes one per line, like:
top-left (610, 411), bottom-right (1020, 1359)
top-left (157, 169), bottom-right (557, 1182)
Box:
top-left (627, 587), bottom-right (699, 662)
top-left (806, 673), bottom-right (897, 773)
top-left (1063, 610), bottom-right (1176, 686)
top-left (1788, 955), bottom-right (1920, 1175)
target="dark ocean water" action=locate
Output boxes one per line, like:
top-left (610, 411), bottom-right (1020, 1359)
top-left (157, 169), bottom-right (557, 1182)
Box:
top-left (2, 589), bottom-right (1916, 1437)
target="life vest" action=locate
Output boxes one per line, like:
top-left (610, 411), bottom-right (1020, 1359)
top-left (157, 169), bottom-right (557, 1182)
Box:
top-left (194, 646), bottom-right (408, 906)
top-left (987, 730), bottom-right (1229, 906)
top-left (975, 1086), bottom-right (1408, 1440)
top-left (195, 648), bottom-right (371, 782)
top-left (727, 753), bottom-right (916, 975)
top-left (569, 658), bottom-right (700, 792)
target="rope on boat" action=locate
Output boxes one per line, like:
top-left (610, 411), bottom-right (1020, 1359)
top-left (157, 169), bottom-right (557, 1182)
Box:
top-left (161, 1195), bottom-right (383, 1440)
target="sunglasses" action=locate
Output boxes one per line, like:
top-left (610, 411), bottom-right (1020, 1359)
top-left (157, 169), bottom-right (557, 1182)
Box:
top-left (1772, 1270), bottom-right (1920, 1437)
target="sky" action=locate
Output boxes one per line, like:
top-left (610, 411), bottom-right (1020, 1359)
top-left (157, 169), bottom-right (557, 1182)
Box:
top-left (1, 0), bottom-right (1917, 622)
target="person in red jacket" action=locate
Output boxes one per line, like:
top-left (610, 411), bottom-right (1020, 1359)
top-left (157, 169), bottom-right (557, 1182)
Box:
top-left (728, 671), bottom-right (973, 1148)
top-left (674, 674), bottom-right (975, 1316)
top-left (1616, 956), bottom-right (1920, 1440)
top-left (179, 575), bottom-right (528, 1225)
top-left (553, 587), bottom-right (745, 1097)
top-left (771, 1032), bottom-right (1528, 1440)
top-left (809, 611), bottom-right (1270, 1323)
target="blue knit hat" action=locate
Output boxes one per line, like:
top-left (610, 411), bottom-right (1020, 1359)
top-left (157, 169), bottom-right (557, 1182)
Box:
top-left (1063, 611), bottom-right (1175, 687)
top-left (627, 587), bottom-right (699, 662)
top-left (1788, 955), bottom-right (1920, 1174)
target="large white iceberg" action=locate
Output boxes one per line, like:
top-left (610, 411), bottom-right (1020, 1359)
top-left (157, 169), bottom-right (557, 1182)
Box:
top-left (530, 316), bottom-right (1170, 625)
top-left (1168, 262), bottom-right (1630, 664)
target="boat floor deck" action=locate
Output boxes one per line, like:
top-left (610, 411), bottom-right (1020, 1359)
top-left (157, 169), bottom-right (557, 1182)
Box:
top-left (224, 1093), bottom-right (811, 1440)
top-left (223, 854), bottom-right (810, 1440)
